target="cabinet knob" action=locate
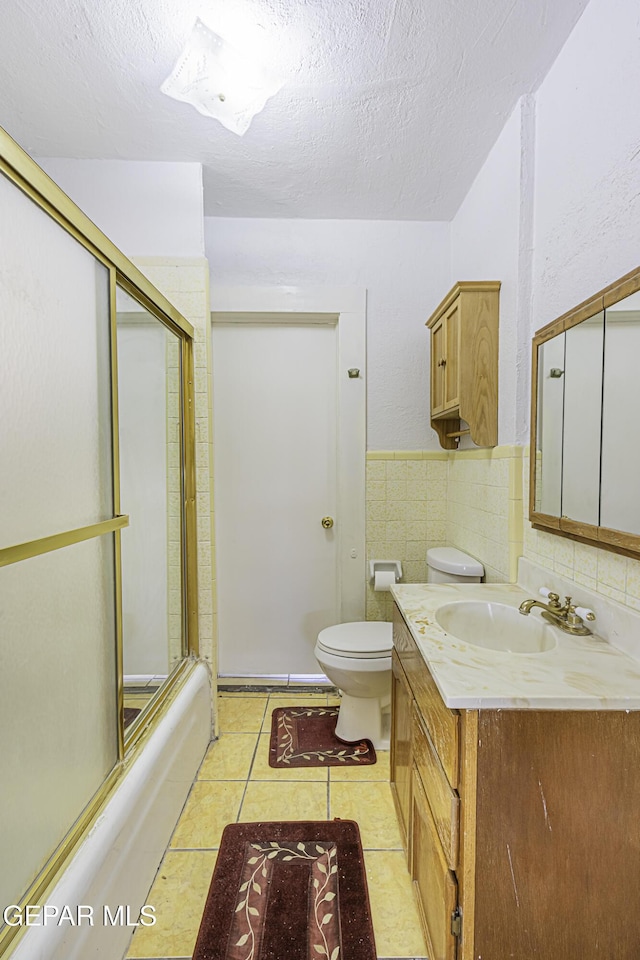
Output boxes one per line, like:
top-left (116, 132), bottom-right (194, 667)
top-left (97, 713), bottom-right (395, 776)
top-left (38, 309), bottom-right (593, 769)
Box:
top-left (437, 357), bottom-right (447, 367)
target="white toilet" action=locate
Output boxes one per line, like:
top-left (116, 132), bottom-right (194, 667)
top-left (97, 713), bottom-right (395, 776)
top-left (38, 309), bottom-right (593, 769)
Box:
top-left (315, 549), bottom-right (483, 750)
top-left (426, 547), bottom-right (484, 583)
top-left (314, 622), bottom-right (393, 750)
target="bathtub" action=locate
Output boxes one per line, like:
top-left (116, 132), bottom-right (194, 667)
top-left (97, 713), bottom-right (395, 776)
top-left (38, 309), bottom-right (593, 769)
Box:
top-left (10, 661), bottom-right (212, 960)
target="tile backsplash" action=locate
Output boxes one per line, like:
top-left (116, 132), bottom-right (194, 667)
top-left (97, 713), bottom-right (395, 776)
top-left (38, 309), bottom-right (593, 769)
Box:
top-left (447, 446), bottom-right (523, 583)
top-left (522, 453), bottom-right (640, 612)
top-left (365, 446), bottom-right (524, 621)
top-left (366, 444), bottom-right (640, 624)
top-left (366, 452), bottom-right (448, 621)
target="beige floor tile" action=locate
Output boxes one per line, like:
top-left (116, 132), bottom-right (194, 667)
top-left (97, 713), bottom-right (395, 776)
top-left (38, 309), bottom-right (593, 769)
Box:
top-left (249, 733), bottom-right (329, 782)
top-left (198, 733), bottom-right (258, 781)
top-left (218, 696), bottom-right (268, 732)
top-left (330, 782), bottom-right (403, 849)
top-left (170, 781), bottom-right (245, 849)
top-left (329, 749), bottom-right (390, 782)
top-left (126, 849), bottom-right (217, 959)
top-left (261, 697), bottom-right (331, 732)
top-left (364, 850), bottom-right (428, 958)
top-left (239, 780), bottom-right (328, 822)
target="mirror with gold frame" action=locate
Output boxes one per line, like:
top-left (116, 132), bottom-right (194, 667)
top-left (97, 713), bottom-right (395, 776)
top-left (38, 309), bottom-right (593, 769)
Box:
top-left (530, 264), bottom-right (640, 557)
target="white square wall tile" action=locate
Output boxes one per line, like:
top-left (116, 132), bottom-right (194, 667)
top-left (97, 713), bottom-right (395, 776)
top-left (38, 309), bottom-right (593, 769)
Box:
top-left (386, 500), bottom-right (409, 521)
top-left (626, 558), bottom-right (640, 601)
top-left (366, 521), bottom-right (387, 541)
top-left (405, 541), bottom-right (428, 561)
top-left (386, 480), bottom-right (407, 502)
top-left (597, 551), bottom-right (627, 592)
top-left (366, 460), bottom-right (386, 481)
top-left (406, 479), bottom-right (427, 501)
top-left (426, 459), bottom-right (447, 480)
top-left (386, 460), bottom-right (408, 480)
top-left (405, 500), bottom-right (429, 522)
top-left (367, 500), bottom-right (387, 522)
top-left (574, 542), bottom-right (598, 581)
top-left (406, 460), bottom-right (428, 480)
top-left (366, 480), bottom-right (386, 501)
top-left (553, 537), bottom-right (575, 571)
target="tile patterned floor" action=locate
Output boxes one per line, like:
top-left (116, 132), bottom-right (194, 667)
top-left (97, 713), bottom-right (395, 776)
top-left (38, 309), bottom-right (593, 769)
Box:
top-left (126, 692), bottom-right (427, 960)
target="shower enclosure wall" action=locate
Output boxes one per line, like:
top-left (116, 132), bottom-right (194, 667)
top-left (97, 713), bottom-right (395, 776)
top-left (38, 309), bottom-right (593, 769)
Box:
top-left (0, 126), bottom-right (199, 957)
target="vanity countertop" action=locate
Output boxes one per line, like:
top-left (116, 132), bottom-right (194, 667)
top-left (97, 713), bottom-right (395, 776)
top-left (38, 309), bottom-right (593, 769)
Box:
top-left (390, 582), bottom-right (640, 710)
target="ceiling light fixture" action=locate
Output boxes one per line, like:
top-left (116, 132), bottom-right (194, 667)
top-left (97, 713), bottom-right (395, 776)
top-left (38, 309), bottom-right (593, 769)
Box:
top-left (161, 18), bottom-right (284, 136)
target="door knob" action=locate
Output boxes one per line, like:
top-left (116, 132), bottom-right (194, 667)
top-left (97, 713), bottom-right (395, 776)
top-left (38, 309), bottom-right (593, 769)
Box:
top-left (321, 516), bottom-right (334, 529)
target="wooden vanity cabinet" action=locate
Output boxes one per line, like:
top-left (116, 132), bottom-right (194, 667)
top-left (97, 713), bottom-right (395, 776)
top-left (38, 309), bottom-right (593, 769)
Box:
top-left (391, 602), bottom-right (640, 960)
top-left (426, 281), bottom-right (500, 450)
top-left (390, 651), bottom-right (412, 849)
top-left (410, 763), bottom-right (458, 960)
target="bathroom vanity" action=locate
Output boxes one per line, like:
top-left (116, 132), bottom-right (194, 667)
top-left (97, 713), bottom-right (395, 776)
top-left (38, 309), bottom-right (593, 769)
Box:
top-left (390, 583), bottom-right (640, 960)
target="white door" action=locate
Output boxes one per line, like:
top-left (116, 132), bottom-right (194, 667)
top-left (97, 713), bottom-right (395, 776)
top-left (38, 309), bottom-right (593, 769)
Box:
top-left (213, 321), bottom-right (340, 675)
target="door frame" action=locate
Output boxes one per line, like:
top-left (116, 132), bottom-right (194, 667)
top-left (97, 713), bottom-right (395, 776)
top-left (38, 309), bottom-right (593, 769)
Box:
top-left (211, 285), bottom-right (366, 625)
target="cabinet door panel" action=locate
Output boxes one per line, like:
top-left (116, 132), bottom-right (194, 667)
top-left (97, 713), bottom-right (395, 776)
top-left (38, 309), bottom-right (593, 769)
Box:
top-left (411, 765), bottom-right (458, 960)
top-left (431, 318), bottom-right (446, 415)
top-left (390, 651), bottom-right (413, 850)
top-left (443, 301), bottom-right (460, 410)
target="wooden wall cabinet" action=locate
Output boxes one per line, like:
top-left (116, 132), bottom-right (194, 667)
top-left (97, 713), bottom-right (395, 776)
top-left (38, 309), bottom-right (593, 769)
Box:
top-left (391, 602), bottom-right (640, 960)
top-left (426, 281), bottom-right (500, 449)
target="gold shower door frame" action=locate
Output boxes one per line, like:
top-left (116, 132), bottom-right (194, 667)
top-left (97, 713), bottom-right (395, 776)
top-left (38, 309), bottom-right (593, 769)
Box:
top-left (0, 125), bottom-right (199, 955)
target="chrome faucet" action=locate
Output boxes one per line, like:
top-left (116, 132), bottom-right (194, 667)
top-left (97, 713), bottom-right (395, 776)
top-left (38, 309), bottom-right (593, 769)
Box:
top-left (519, 591), bottom-right (596, 636)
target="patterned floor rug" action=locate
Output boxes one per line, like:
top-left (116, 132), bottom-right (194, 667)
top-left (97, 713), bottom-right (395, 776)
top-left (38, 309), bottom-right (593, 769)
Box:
top-left (268, 706), bottom-right (376, 768)
top-left (192, 820), bottom-right (377, 960)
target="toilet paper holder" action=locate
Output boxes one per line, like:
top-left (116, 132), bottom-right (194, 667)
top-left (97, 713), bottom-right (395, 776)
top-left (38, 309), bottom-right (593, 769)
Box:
top-left (368, 560), bottom-right (403, 583)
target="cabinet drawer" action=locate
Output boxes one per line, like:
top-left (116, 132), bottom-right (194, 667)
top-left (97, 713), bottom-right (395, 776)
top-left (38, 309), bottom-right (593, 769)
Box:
top-left (410, 764), bottom-right (458, 960)
top-left (392, 605), bottom-right (418, 658)
top-left (412, 706), bottom-right (459, 870)
top-left (393, 605), bottom-right (460, 788)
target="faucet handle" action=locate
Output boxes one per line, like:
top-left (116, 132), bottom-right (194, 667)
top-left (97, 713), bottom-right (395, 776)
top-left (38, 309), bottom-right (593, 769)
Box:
top-left (539, 587), bottom-right (561, 608)
top-left (574, 605), bottom-right (596, 622)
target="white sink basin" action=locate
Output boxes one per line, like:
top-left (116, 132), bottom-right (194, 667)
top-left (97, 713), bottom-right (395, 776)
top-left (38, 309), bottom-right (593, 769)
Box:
top-left (435, 601), bottom-right (557, 654)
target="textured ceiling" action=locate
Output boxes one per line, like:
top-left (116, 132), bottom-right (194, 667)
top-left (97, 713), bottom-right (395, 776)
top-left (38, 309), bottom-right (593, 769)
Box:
top-left (0, 0), bottom-right (589, 219)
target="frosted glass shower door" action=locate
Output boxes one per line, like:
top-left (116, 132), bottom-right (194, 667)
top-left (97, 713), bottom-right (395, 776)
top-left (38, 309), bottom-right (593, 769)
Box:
top-left (116, 287), bottom-right (185, 684)
top-left (0, 174), bottom-right (113, 547)
top-left (0, 538), bottom-right (118, 910)
top-left (0, 170), bottom-right (118, 914)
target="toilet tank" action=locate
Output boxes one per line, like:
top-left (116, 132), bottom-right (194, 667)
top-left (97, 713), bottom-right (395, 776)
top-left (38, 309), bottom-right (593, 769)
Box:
top-left (426, 547), bottom-right (484, 583)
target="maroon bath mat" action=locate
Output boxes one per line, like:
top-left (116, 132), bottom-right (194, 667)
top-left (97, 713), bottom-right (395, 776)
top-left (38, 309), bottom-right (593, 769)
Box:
top-left (192, 819), bottom-right (377, 960)
top-left (269, 706), bottom-right (376, 767)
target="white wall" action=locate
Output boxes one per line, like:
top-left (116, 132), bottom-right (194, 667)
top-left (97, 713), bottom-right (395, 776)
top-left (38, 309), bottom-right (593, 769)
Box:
top-left (450, 97), bottom-right (534, 445)
top-left (37, 159), bottom-right (205, 258)
top-left (205, 218), bottom-right (450, 450)
top-left (532, 0), bottom-right (640, 327)
top-left (442, 0), bottom-right (640, 606)
top-left (522, 0), bottom-right (640, 609)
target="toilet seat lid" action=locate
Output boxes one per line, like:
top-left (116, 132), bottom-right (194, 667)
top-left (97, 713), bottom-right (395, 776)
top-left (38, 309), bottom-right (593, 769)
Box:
top-left (317, 622), bottom-right (393, 658)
